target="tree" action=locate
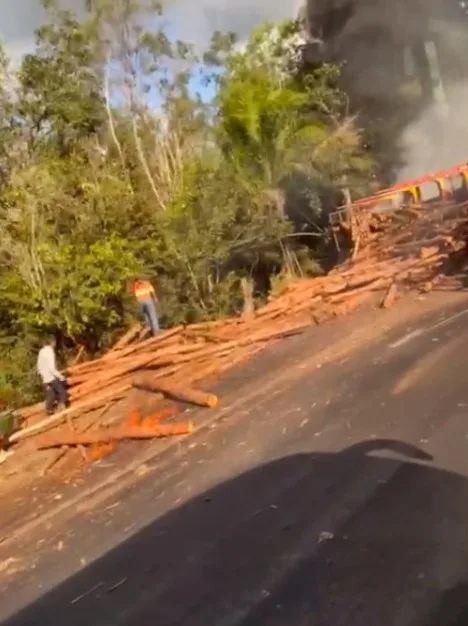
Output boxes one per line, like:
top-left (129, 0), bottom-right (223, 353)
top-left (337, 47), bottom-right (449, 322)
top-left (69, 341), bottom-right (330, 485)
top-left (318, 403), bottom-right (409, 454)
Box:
top-left (17, 1), bottom-right (105, 156)
top-left (0, 6), bottom-right (374, 407)
top-left (216, 22), bottom-right (373, 225)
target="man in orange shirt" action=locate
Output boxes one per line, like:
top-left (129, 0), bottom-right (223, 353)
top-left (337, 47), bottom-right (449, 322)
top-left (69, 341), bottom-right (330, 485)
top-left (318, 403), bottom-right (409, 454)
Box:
top-left (132, 278), bottom-right (160, 335)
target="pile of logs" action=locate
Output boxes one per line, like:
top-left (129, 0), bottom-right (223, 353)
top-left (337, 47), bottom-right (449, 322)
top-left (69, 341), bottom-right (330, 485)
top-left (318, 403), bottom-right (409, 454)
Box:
top-left (7, 201), bottom-right (468, 468)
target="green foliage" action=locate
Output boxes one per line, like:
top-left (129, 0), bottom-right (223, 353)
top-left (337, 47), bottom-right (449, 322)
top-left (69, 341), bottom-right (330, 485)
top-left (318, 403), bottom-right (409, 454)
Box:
top-left (0, 4), bottom-right (374, 407)
top-left (216, 33), bottom-right (373, 227)
top-left (17, 4), bottom-right (104, 155)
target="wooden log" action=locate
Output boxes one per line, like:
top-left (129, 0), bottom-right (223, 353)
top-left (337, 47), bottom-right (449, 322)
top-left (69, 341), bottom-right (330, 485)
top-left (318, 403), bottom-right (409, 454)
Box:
top-left (420, 246), bottom-right (440, 260)
top-left (341, 257), bottom-right (409, 277)
top-left (419, 281), bottom-right (433, 293)
top-left (75, 400), bottom-right (115, 434)
top-left (68, 341), bottom-right (205, 392)
top-left (332, 290), bottom-right (377, 317)
top-left (66, 358), bottom-right (109, 379)
top-left (157, 342), bottom-right (264, 386)
top-left (19, 401), bottom-right (45, 421)
top-left (21, 380), bottom-right (122, 424)
top-left (287, 297), bottom-right (324, 316)
top-left (381, 282), bottom-right (398, 309)
top-left (69, 340), bottom-right (241, 401)
top-left (255, 281), bottom-right (325, 315)
top-left (320, 280), bottom-right (348, 295)
top-left (136, 326), bottom-right (150, 341)
top-left (133, 377), bottom-right (219, 408)
top-left (328, 277), bottom-right (390, 304)
top-left (312, 307), bottom-right (334, 325)
top-left (110, 324), bottom-right (142, 351)
top-left (260, 295), bottom-right (322, 318)
top-left (69, 373), bottom-right (135, 402)
top-left (68, 329), bottom-right (192, 387)
top-left (67, 325), bottom-right (185, 376)
top-left (70, 346), bottom-right (86, 367)
top-left (10, 383), bottom-right (131, 443)
top-left (40, 446), bottom-right (69, 476)
top-left (346, 270), bottom-right (391, 290)
top-left (393, 235), bottom-right (455, 252)
top-left (187, 319), bottom-right (235, 330)
top-left (418, 252), bottom-right (445, 266)
top-left (100, 325), bottom-right (186, 362)
top-left (281, 275), bottom-right (327, 293)
top-left (154, 345), bottom-right (245, 385)
top-left (35, 422), bottom-right (193, 449)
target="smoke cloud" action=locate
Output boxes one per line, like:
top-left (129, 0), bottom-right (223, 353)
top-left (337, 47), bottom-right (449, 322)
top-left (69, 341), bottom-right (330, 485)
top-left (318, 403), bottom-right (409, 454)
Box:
top-left (398, 85), bottom-right (468, 179)
top-left (306, 0), bottom-right (468, 180)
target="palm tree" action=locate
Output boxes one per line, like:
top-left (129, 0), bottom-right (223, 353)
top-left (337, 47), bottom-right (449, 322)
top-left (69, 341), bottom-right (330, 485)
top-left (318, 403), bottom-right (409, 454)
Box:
top-left (217, 65), bottom-right (371, 217)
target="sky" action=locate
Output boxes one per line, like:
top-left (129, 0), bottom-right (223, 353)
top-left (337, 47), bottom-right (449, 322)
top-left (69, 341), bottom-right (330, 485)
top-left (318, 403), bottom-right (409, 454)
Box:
top-left (0, 0), bottom-right (303, 60)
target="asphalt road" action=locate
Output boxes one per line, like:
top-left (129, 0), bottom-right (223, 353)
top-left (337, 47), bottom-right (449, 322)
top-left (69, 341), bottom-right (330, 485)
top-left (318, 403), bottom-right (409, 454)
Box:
top-left (4, 297), bottom-right (468, 625)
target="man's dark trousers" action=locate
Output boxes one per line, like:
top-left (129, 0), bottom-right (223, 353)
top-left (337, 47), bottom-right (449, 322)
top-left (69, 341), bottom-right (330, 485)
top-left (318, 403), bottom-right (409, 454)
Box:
top-left (45, 378), bottom-right (70, 415)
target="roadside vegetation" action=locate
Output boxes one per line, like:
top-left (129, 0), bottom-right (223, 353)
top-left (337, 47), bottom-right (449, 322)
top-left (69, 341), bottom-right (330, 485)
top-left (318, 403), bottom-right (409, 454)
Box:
top-left (0, 0), bottom-right (374, 405)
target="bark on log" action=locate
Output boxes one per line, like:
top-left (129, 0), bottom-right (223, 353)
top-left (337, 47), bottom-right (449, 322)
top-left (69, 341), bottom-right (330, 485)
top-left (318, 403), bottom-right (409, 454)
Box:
top-left (420, 246), bottom-right (440, 260)
top-left (133, 377), bottom-right (219, 408)
top-left (111, 324), bottom-right (142, 351)
top-left (68, 341), bottom-right (204, 392)
top-left (67, 325), bottom-right (185, 376)
top-left (329, 277), bottom-right (390, 304)
top-left (100, 325), bottom-right (185, 362)
top-left (35, 422), bottom-right (193, 449)
top-left (70, 346), bottom-right (86, 366)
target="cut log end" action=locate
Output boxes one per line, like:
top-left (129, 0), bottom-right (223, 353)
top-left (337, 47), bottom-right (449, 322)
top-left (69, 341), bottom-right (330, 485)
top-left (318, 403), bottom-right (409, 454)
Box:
top-left (207, 394), bottom-right (219, 408)
top-left (381, 282), bottom-right (398, 309)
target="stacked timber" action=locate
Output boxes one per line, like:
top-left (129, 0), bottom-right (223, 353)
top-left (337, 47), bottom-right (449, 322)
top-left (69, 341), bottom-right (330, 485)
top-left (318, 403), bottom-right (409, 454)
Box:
top-left (7, 201), bottom-right (468, 469)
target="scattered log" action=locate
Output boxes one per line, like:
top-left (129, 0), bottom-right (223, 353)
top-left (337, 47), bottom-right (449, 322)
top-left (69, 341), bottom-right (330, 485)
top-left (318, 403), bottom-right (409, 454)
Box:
top-left (10, 383), bottom-right (131, 443)
top-left (35, 422), bottom-right (194, 449)
top-left (420, 246), bottom-right (441, 260)
top-left (329, 277), bottom-right (390, 304)
top-left (40, 446), bottom-right (69, 476)
top-left (70, 346), bottom-right (86, 367)
top-left (381, 282), bottom-right (398, 309)
top-left (110, 324), bottom-right (142, 351)
top-left (68, 341), bottom-right (204, 392)
top-left (419, 281), bottom-right (433, 293)
top-left (67, 325), bottom-right (185, 376)
top-left (100, 325), bottom-right (185, 363)
top-left (12, 200), bottom-right (468, 473)
top-left (133, 377), bottom-right (219, 408)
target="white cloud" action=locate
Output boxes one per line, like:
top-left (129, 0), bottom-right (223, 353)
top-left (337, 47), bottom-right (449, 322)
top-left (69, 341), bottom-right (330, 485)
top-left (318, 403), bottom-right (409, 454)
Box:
top-left (0, 0), bottom-right (303, 60)
top-left (0, 0), bottom-right (82, 59)
top-left (163, 0), bottom-right (303, 46)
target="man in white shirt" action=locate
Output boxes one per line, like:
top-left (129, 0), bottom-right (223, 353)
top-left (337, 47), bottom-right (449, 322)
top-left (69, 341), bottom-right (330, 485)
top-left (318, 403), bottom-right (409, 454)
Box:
top-left (37, 336), bottom-right (70, 415)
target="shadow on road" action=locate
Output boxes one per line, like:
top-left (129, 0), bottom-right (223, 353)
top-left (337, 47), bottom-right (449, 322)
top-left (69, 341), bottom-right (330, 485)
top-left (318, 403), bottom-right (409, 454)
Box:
top-left (3, 439), bottom-right (468, 626)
